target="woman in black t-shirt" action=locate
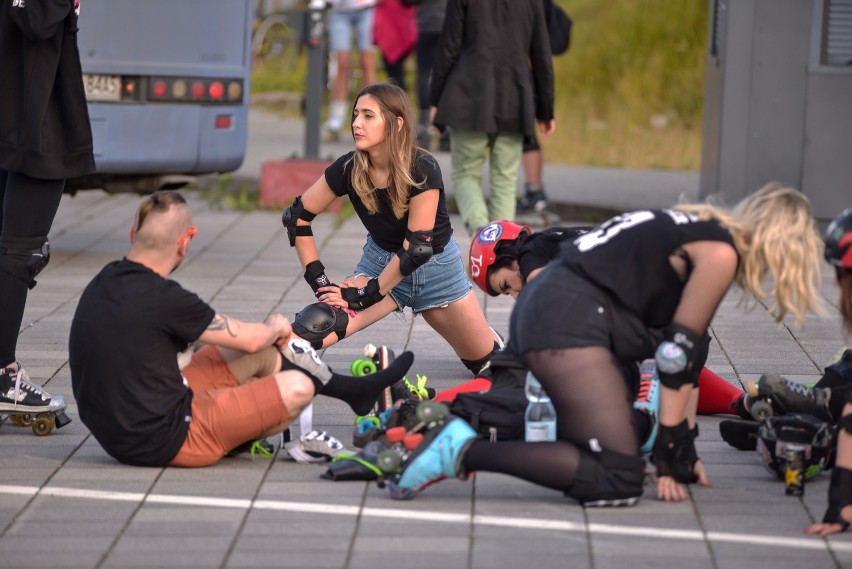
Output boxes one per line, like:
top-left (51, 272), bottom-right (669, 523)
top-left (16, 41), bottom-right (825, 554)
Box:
top-left (283, 83), bottom-right (501, 376)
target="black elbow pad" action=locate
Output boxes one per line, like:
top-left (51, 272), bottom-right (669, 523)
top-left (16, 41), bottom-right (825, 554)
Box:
top-left (397, 229), bottom-right (434, 276)
top-left (281, 196), bottom-right (317, 246)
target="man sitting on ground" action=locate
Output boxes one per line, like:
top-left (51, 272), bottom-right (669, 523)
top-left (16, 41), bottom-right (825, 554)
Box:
top-left (69, 191), bottom-right (410, 467)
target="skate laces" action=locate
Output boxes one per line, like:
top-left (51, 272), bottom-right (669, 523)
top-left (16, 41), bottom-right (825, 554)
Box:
top-left (781, 378), bottom-right (812, 398)
top-left (635, 377), bottom-right (656, 404)
top-left (401, 374), bottom-right (430, 399)
top-left (3, 363), bottom-right (47, 403)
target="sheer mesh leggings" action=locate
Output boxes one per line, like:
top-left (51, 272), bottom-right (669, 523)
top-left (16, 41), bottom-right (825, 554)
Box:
top-left (463, 346), bottom-right (638, 492)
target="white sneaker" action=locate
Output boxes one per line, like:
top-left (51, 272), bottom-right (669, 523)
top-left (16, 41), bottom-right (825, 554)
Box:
top-left (285, 430), bottom-right (349, 463)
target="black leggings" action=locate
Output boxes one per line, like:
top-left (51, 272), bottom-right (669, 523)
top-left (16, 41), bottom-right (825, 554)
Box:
top-left (463, 345), bottom-right (639, 492)
top-left (0, 170), bottom-right (65, 365)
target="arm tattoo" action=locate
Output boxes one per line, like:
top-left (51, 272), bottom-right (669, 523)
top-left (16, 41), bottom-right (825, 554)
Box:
top-left (207, 314), bottom-right (237, 337)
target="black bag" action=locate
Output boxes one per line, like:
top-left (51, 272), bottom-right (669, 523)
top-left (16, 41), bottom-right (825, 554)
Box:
top-left (448, 348), bottom-right (528, 441)
top-left (547, 2), bottom-right (573, 55)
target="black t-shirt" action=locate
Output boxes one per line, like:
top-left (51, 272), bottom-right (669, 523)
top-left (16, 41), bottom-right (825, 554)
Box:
top-left (69, 259), bottom-right (215, 467)
top-left (324, 149), bottom-right (452, 253)
top-left (558, 209), bottom-right (736, 328)
top-left (518, 226), bottom-right (588, 281)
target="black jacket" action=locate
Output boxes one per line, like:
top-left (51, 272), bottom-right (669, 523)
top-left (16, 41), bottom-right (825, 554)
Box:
top-left (429, 0), bottom-right (554, 136)
top-left (0, 0), bottom-right (95, 179)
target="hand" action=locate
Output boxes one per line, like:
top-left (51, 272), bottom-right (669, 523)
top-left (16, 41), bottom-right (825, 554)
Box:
top-left (538, 119), bottom-right (556, 139)
top-left (804, 504), bottom-right (852, 536)
top-left (316, 284), bottom-right (347, 309)
top-left (656, 459), bottom-right (711, 502)
top-left (266, 313), bottom-right (293, 346)
top-left (429, 106), bottom-right (440, 136)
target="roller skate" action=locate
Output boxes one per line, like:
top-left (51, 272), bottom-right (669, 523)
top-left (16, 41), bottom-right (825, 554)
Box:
top-left (0, 362), bottom-right (72, 436)
top-left (227, 438), bottom-right (277, 460)
top-left (351, 344), bottom-right (435, 412)
top-left (634, 360), bottom-right (660, 454)
top-left (374, 401), bottom-right (476, 500)
top-left (744, 373), bottom-right (832, 422)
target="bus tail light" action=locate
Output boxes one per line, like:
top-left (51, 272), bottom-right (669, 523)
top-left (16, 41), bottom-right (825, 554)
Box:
top-left (143, 77), bottom-right (243, 104)
top-left (215, 115), bottom-right (232, 129)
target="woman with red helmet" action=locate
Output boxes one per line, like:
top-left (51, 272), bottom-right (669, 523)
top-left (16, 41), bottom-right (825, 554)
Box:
top-left (805, 208), bottom-right (852, 536)
top-left (458, 220), bottom-right (763, 421)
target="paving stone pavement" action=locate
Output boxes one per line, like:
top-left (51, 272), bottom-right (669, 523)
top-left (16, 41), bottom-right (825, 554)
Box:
top-left (2, 113), bottom-right (851, 568)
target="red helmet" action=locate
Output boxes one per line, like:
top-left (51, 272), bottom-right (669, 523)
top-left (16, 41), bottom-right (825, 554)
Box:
top-left (469, 220), bottom-right (531, 295)
top-left (824, 208), bottom-right (852, 270)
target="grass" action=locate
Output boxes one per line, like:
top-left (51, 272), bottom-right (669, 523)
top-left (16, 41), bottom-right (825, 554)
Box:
top-left (251, 0), bottom-right (708, 170)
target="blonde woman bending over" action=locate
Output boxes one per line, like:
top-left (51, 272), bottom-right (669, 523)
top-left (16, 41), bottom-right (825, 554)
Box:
top-left (282, 83), bottom-right (501, 377)
top-left (381, 182), bottom-right (824, 508)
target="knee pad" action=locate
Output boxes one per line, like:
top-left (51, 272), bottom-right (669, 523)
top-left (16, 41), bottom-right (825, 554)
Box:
top-left (0, 236), bottom-right (50, 289)
top-left (461, 341), bottom-right (500, 377)
top-left (567, 448), bottom-right (646, 506)
top-left (292, 302), bottom-right (349, 349)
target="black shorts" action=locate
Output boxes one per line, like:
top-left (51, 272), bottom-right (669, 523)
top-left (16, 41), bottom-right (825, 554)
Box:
top-left (509, 262), bottom-right (655, 362)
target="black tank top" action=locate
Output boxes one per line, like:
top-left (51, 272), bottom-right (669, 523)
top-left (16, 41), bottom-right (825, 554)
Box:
top-left (558, 209), bottom-right (736, 328)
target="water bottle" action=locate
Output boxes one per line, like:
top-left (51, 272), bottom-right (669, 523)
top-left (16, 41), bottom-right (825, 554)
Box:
top-left (524, 372), bottom-right (557, 442)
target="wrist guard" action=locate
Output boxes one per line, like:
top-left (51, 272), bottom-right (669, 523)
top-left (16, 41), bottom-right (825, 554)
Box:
top-left (655, 324), bottom-right (702, 389)
top-left (822, 467), bottom-right (852, 531)
top-left (304, 260), bottom-right (334, 297)
top-left (652, 419), bottom-right (699, 483)
top-left (341, 278), bottom-right (385, 311)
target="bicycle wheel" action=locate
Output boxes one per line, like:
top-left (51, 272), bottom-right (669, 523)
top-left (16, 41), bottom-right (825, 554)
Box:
top-left (251, 14), bottom-right (299, 72)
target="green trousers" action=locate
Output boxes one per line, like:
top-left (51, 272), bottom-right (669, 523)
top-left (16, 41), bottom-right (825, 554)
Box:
top-left (450, 129), bottom-right (523, 235)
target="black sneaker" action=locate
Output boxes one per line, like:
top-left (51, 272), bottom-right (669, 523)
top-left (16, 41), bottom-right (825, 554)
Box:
top-left (516, 189), bottom-right (548, 213)
top-left (0, 363), bottom-right (52, 412)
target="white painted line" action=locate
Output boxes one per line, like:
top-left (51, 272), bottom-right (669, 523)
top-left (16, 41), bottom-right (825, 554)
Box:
top-left (2, 484), bottom-right (851, 554)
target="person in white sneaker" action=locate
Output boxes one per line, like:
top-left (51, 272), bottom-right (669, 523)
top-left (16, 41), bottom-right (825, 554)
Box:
top-left (69, 191), bottom-right (412, 468)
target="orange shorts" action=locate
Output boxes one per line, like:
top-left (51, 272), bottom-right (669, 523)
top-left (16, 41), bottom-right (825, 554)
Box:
top-left (169, 345), bottom-right (290, 467)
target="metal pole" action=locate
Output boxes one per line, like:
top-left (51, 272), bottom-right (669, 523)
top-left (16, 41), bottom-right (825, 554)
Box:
top-left (303, 0), bottom-right (327, 159)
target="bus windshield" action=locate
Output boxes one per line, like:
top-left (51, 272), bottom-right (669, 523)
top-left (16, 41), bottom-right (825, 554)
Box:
top-left (71, 0), bottom-right (253, 194)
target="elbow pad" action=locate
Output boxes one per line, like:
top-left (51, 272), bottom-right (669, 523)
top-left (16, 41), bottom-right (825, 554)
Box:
top-left (396, 229), bottom-right (434, 276)
top-left (281, 196), bottom-right (317, 246)
top-left (654, 324), bottom-right (701, 389)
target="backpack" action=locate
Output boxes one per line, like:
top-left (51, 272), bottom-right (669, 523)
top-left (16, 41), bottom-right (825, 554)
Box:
top-left (448, 349), bottom-right (529, 441)
top-left (547, 1), bottom-right (572, 56)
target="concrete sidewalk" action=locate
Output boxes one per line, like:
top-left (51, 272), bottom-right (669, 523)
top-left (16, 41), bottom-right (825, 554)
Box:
top-left (0, 109), bottom-right (850, 569)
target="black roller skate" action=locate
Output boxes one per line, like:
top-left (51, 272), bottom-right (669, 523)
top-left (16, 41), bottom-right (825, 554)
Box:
top-left (374, 401), bottom-right (476, 500)
top-left (744, 373), bottom-right (832, 422)
top-left (0, 362), bottom-right (72, 436)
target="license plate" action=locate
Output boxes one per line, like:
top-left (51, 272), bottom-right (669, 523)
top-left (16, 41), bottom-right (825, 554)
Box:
top-left (83, 74), bottom-right (121, 102)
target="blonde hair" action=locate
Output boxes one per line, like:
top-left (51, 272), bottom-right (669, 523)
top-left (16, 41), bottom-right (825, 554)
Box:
top-left (347, 83), bottom-right (424, 219)
top-left (675, 182), bottom-right (823, 326)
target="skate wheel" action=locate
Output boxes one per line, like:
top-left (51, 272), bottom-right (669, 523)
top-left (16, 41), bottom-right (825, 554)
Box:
top-left (376, 449), bottom-right (403, 474)
top-left (403, 433), bottom-right (423, 450)
top-left (355, 415), bottom-right (381, 429)
top-left (416, 401), bottom-right (447, 424)
top-left (10, 414), bottom-right (33, 427)
top-left (32, 415), bottom-right (54, 436)
top-left (385, 426), bottom-right (406, 444)
top-left (363, 344), bottom-right (378, 359)
top-left (351, 358), bottom-right (377, 376)
top-left (750, 400), bottom-right (774, 422)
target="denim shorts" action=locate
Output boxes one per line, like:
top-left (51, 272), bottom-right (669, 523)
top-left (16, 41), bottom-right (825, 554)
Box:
top-left (350, 236), bottom-right (472, 314)
top-left (328, 7), bottom-right (375, 53)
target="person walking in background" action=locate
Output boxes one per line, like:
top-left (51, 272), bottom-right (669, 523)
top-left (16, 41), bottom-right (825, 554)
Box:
top-left (429, 0), bottom-right (554, 236)
top-left (517, 0), bottom-right (572, 214)
top-left (373, 0), bottom-right (417, 92)
top-left (0, 0), bottom-right (95, 415)
top-left (324, 0), bottom-right (378, 141)
top-left (403, 0), bottom-right (448, 150)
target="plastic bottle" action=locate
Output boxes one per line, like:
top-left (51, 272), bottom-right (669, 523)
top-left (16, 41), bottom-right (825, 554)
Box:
top-left (524, 371), bottom-right (557, 442)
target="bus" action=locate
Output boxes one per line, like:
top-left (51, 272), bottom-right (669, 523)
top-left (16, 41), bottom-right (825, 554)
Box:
top-left (69, 0), bottom-right (253, 194)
